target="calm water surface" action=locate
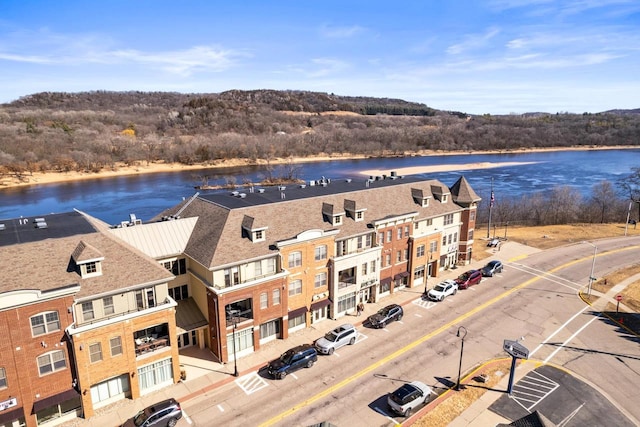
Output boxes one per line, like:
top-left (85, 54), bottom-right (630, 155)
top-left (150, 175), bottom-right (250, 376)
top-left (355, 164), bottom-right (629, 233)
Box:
top-left (1, 149), bottom-right (638, 225)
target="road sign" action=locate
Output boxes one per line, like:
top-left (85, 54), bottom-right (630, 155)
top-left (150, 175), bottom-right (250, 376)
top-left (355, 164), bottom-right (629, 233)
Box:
top-left (503, 339), bottom-right (529, 359)
top-left (616, 295), bottom-right (622, 302)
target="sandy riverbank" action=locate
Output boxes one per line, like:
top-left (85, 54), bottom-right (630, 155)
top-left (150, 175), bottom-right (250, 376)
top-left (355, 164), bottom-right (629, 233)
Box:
top-left (0, 146), bottom-right (636, 190)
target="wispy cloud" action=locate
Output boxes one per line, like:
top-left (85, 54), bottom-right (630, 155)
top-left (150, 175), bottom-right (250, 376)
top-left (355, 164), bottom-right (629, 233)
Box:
top-left (0, 29), bottom-right (244, 75)
top-left (319, 25), bottom-right (365, 39)
top-left (447, 27), bottom-right (501, 55)
top-left (307, 58), bottom-right (350, 77)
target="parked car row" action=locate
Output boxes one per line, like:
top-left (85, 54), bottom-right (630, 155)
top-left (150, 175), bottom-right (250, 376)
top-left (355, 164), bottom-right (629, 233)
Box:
top-left (131, 261), bottom-right (506, 425)
top-left (427, 260), bottom-right (504, 302)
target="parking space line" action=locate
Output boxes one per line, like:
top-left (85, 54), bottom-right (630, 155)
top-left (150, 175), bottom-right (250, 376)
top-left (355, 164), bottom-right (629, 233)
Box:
top-left (356, 332), bottom-right (368, 343)
top-left (510, 370), bottom-right (559, 412)
top-left (182, 409), bottom-right (193, 424)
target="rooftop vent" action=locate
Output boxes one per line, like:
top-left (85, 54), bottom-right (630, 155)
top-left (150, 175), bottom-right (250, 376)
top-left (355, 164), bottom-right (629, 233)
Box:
top-left (35, 220), bottom-right (48, 229)
top-left (239, 193), bottom-right (247, 198)
top-left (258, 188), bottom-right (265, 193)
top-left (346, 178), bottom-right (352, 183)
top-left (278, 186), bottom-right (286, 191)
top-left (300, 184), bottom-right (306, 188)
top-left (231, 191), bottom-right (240, 196)
top-left (0, 224), bottom-right (5, 231)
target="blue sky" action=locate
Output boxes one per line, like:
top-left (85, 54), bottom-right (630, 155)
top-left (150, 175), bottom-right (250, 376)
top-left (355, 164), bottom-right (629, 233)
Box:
top-left (1, 0), bottom-right (639, 114)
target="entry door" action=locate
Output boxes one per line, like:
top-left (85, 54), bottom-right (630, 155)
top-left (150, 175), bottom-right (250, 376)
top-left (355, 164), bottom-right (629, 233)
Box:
top-left (312, 306), bottom-right (327, 324)
top-left (178, 331), bottom-right (197, 349)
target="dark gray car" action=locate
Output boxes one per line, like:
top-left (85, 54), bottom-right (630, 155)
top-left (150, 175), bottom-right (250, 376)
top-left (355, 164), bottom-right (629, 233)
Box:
top-left (267, 344), bottom-right (318, 379)
top-left (121, 398), bottom-right (182, 427)
top-left (481, 260), bottom-right (503, 277)
top-left (367, 304), bottom-right (403, 328)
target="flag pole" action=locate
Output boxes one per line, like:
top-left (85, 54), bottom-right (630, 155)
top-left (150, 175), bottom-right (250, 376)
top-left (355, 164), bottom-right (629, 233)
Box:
top-left (487, 177), bottom-right (494, 238)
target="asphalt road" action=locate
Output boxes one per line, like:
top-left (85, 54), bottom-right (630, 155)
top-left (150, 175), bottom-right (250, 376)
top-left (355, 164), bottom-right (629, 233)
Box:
top-left (179, 235), bottom-right (640, 426)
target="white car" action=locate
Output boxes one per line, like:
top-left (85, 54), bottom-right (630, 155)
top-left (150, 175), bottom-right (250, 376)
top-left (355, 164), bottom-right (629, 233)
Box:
top-left (314, 324), bottom-right (357, 355)
top-left (387, 380), bottom-right (432, 417)
top-left (427, 279), bottom-right (458, 301)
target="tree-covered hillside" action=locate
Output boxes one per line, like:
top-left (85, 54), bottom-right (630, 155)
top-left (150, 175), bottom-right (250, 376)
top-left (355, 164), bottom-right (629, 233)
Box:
top-left (1, 90), bottom-right (639, 178)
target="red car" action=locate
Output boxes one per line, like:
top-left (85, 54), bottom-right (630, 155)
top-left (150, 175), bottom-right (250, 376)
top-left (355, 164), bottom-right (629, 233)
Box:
top-left (455, 269), bottom-right (482, 289)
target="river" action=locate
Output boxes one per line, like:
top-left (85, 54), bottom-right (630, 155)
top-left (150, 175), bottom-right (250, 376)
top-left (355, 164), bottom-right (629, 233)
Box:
top-left (1, 149), bottom-right (638, 226)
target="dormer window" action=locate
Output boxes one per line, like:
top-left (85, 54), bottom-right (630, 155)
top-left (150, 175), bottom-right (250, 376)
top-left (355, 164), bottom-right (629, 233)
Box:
top-left (71, 241), bottom-right (104, 279)
top-left (323, 202), bottom-right (345, 226)
top-left (421, 198), bottom-right (430, 207)
top-left (442, 194), bottom-right (448, 203)
top-left (344, 199), bottom-right (366, 222)
top-left (242, 215), bottom-right (267, 242)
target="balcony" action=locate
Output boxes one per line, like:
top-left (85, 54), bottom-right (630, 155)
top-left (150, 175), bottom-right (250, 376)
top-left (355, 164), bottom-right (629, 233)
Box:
top-left (134, 324), bottom-right (170, 357)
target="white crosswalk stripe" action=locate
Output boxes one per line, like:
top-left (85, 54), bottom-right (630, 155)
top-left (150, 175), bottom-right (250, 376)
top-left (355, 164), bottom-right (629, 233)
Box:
top-left (235, 371), bottom-right (269, 395)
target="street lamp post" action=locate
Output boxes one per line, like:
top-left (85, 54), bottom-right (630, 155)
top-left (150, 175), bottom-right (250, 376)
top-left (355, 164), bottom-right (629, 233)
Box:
top-left (583, 241), bottom-right (597, 297)
top-left (456, 326), bottom-right (468, 391)
top-left (424, 250), bottom-right (432, 296)
top-left (231, 316), bottom-right (239, 377)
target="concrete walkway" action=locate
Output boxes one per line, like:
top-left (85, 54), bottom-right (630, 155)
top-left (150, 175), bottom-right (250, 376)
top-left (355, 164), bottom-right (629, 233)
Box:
top-left (62, 241), bottom-right (638, 427)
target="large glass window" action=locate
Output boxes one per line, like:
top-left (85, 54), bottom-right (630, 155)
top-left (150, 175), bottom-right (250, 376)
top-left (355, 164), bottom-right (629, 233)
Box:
top-left (90, 374), bottom-right (130, 406)
top-left (163, 258), bottom-right (186, 275)
top-left (37, 350), bottom-right (67, 375)
top-left (417, 244), bottom-right (425, 257)
top-left (288, 252), bottom-right (302, 268)
top-left (35, 395), bottom-right (81, 424)
top-left (138, 358), bottom-right (173, 393)
top-left (260, 319), bottom-right (280, 340)
top-left (288, 313), bottom-right (305, 329)
top-left (226, 327), bottom-right (253, 359)
top-left (30, 311), bottom-right (60, 336)
top-left (0, 367), bottom-right (6, 388)
top-left (272, 289), bottom-right (280, 305)
top-left (337, 293), bottom-right (356, 314)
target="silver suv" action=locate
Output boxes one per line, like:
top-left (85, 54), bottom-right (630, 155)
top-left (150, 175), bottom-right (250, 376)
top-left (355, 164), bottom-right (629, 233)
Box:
top-left (387, 381), bottom-right (432, 417)
top-left (315, 324), bottom-right (357, 355)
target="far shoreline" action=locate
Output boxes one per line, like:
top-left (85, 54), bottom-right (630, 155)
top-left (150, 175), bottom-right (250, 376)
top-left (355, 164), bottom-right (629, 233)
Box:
top-left (0, 145), bottom-right (637, 190)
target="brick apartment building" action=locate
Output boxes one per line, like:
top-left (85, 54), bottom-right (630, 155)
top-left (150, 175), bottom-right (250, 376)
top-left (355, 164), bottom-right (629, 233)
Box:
top-left (0, 212), bottom-right (178, 426)
top-left (149, 174), bottom-right (481, 364)
top-left (0, 174), bottom-right (480, 425)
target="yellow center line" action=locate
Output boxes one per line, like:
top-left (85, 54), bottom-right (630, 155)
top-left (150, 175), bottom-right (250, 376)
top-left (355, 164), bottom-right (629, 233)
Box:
top-left (260, 245), bottom-right (639, 426)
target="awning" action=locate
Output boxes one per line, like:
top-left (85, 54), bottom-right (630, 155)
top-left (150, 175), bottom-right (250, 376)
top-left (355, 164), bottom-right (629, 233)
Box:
top-left (380, 277), bottom-right (392, 286)
top-left (32, 389), bottom-right (79, 414)
top-left (310, 298), bottom-right (332, 311)
top-left (394, 271), bottom-right (410, 280)
top-left (288, 306), bottom-right (308, 318)
top-left (175, 297), bottom-right (209, 334)
top-left (0, 406), bottom-right (25, 424)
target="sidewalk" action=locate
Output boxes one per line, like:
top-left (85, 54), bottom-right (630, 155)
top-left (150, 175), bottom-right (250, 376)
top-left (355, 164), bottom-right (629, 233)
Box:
top-left (64, 240), bottom-right (595, 427)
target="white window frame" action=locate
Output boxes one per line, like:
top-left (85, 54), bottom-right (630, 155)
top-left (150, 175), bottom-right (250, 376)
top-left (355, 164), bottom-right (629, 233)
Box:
top-left (260, 292), bottom-right (268, 309)
top-left (37, 350), bottom-right (67, 376)
top-left (30, 311), bottom-right (60, 337)
top-left (289, 279), bottom-right (302, 296)
top-left (110, 336), bottom-right (122, 357)
top-left (272, 288), bottom-right (281, 305)
top-left (288, 252), bottom-right (302, 268)
top-left (315, 245), bottom-right (327, 261)
top-left (314, 272), bottom-right (327, 288)
top-left (89, 342), bottom-right (102, 363)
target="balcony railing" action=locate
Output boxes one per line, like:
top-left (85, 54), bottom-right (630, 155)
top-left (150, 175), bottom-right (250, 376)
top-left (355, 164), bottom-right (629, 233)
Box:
top-left (135, 335), bottom-right (170, 356)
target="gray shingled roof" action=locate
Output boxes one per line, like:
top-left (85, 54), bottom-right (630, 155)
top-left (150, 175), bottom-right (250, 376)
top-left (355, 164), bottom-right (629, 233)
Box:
top-left (166, 176), bottom-right (469, 269)
top-left (450, 176), bottom-right (482, 205)
top-left (0, 212), bottom-right (174, 298)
